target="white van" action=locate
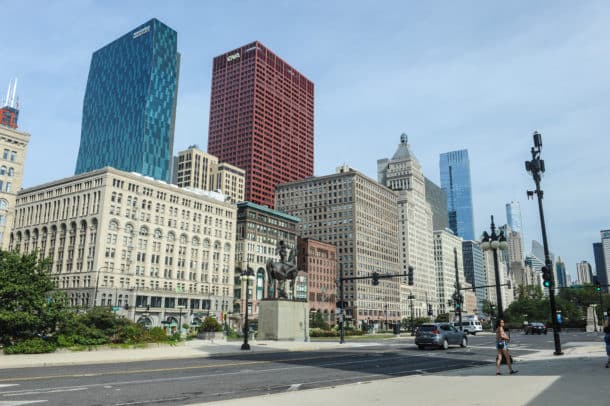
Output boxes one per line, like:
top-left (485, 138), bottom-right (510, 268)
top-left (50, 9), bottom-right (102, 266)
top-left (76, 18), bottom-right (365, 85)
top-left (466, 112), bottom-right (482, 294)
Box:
top-left (458, 320), bottom-right (483, 335)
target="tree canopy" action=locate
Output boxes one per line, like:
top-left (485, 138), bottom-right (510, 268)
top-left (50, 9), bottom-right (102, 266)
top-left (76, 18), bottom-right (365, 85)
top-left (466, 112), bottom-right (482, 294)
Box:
top-left (0, 250), bottom-right (69, 345)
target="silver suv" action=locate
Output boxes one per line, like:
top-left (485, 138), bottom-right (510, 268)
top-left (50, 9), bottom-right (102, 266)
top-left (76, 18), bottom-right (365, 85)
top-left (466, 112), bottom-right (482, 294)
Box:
top-left (415, 322), bottom-right (468, 350)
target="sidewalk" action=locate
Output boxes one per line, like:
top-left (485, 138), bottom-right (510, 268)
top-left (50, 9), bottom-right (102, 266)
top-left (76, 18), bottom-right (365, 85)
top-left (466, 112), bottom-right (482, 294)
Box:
top-left (1, 338), bottom-right (608, 405)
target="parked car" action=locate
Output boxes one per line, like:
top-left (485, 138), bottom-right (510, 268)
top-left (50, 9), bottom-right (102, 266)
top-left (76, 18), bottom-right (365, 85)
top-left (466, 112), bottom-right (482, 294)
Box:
top-left (524, 322), bottom-right (547, 335)
top-left (415, 322), bottom-right (468, 350)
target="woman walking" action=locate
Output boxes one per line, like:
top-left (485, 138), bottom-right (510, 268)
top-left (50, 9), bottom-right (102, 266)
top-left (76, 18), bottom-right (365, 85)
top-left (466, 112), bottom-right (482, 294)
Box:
top-left (495, 319), bottom-right (518, 375)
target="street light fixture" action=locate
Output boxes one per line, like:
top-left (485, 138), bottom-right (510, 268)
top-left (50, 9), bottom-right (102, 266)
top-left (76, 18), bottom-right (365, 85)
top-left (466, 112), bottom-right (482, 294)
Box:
top-left (525, 130), bottom-right (563, 356)
top-left (239, 263), bottom-right (255, 350)
top-left (480, 215), bottom-right (508, 320)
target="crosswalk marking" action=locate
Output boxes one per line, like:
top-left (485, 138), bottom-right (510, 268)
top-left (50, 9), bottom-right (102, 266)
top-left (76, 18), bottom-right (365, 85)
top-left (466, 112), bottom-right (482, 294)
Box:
top-left (0, 385), bottom-right (19, 389)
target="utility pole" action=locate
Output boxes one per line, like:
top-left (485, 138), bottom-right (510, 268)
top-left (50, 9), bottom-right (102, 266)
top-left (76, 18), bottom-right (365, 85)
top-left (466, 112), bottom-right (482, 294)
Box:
top-left (525, 131), bottom-right (563, 356)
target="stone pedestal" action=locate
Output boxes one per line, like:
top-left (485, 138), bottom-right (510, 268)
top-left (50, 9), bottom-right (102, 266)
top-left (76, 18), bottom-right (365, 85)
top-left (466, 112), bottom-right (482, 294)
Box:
top-left (258, 300), bottom-right (309, 341)
top-left (586, 305), bottom-right (598, 332)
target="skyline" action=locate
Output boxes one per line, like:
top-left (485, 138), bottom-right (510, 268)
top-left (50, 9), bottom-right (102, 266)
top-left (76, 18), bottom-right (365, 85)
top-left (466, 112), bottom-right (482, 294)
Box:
top-left (2, 1), bottom-right (609, 278)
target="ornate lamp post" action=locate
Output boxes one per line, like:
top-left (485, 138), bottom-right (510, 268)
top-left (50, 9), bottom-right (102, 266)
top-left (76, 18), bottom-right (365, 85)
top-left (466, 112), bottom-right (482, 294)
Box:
top-left (525, 130), bottom-right (563, 355)
top-left (240, 263), bottom-right (255, 350)
top-left (480, 216), bottom-right (508, 320)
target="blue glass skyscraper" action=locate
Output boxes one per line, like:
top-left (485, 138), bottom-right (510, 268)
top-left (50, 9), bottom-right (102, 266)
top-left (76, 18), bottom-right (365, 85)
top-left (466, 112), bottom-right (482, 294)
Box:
top-left (75, 19), bottom-right (179, 181)
top-left (439, 149), bottom-right (475, 241)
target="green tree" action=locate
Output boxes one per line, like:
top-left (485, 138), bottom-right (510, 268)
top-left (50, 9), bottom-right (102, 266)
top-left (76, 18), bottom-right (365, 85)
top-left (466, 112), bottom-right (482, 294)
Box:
top-left (435, 313), bottom-right (450, 322)
top-left (310, 311), bottom-right (330, 330)
top-left (0, 250), bottom-right (69, 346)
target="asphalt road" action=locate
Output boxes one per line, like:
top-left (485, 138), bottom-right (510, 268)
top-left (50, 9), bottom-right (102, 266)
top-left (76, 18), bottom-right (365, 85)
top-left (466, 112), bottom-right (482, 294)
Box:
top-left (0, 332), bottom-right (599, 406)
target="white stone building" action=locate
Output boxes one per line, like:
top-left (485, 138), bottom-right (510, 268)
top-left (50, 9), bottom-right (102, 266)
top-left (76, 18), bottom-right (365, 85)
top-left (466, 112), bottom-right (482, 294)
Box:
top-left (11, 167), bottom-right (236, 330)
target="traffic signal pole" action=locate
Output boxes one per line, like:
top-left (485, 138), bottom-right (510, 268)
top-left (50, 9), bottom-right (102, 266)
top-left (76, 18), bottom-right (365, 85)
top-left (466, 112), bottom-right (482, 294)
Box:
top-left (526, 131), bottom-right (562, 356)
top-left (337, 269), bottom-right (410, 343)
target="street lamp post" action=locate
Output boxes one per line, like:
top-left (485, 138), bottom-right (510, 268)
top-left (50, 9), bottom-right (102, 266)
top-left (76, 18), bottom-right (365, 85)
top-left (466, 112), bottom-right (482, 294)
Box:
top-left (453, 248), bottom-right (463, 331)
top-left (480, 215), bottom-right (508, 320)
top-left (177, 305), bottom-right (186, 336)
top-left (384, 304), bottom-right (388, 332)
top-left (240, 263), bottom-right (255, 350)
top-left (408, 293), bottom-right (415, 335)
top-left (525, 130), bottom-right (563, 356)
top-left (92, 266), bottom-right (110, 308)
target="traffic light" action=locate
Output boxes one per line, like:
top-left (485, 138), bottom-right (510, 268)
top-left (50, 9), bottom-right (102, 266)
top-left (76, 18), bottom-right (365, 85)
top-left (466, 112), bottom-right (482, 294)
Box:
top-left (541, 266), bottom-right (552, 288)
top-left (506, 280), bottom-right (512, 289)
top-left (372, 272), bottom-right (379, 286)
top-left (595, 280), bottom-right (602, 292)
top-left (407, 266), bottom-right (414, 286)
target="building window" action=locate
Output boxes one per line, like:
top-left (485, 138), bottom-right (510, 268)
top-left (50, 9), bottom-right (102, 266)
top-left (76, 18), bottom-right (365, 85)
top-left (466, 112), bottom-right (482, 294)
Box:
top-left (10, 151), bottom-right (16, 161)
top-left (6, 182), bottom-right (11, 193)
top-left (7, 167), bottom-right (13, 177)
top-left (2, 150), bottom-right (7, 160)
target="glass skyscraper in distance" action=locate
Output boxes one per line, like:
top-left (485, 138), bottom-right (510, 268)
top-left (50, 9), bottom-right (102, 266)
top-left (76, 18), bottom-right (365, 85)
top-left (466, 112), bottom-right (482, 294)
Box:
top-left (506, 201), bottom-right (523, 234)
top-left (75, 18), bottom-right (179, 182)
top-left (439, 149), bottom-right (475, 241)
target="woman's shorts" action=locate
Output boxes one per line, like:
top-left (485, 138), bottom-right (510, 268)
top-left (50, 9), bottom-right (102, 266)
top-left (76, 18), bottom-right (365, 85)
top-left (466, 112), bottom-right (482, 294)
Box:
top-left (497, 341), bottom-right (508, 350)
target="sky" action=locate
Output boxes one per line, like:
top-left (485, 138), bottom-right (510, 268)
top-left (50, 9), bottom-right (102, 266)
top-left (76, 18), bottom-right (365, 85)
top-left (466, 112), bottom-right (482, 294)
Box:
top-left (2, 0), bottom-right (609, 280)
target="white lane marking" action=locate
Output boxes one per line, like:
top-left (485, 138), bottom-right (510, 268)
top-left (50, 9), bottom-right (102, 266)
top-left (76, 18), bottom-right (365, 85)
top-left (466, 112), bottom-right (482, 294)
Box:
top-left (287, 384), bottom-right (301, 391)
top-left (0, 401), bottom-right (48, 405)
top-left (4, 387), bottom-right (87, 397)
top-left (0, 385), bottom-right (19, 389)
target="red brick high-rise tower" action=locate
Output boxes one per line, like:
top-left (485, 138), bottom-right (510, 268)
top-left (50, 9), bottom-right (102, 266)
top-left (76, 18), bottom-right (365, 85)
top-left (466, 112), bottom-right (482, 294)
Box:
top-left (207, 41), bottom-right (314, 208)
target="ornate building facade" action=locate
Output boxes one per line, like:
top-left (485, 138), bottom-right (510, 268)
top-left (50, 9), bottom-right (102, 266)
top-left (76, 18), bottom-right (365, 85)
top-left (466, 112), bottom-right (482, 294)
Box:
top-left (11, 167), bottom-right (236, 330)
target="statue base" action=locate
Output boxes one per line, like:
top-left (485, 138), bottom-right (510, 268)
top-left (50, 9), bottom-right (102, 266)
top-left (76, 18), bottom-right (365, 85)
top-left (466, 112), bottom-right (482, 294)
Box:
top-left (258, 300), bottom-right (309, 341)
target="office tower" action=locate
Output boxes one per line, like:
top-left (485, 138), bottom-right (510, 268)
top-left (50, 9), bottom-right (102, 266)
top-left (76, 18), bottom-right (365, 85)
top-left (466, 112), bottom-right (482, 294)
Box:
top-left (75, 19), bottom-right (180, 182)
top-left (555, 257), bottom-right (567, 288)
top-left (298, 237), bottom-right (338, 326)
top-left (1, 79), bottom-right (19, 129)
top-left (425, 177), bottom-right (449, 231)
top-left (593, 242), bottom-right (607, 290)
top-left (207, 41), bottom-right (314, 208)
top-left (506, 229), bottom-right (524, 264)
top-left (11, 167), bottom-right (236, 325)
top-left (506, 201), bottom-right (523, 234)
top-left (433, 229), bottom-right (466, 315)
top-left (234, 202), bottom-right (299, 321)
top-left (597, 230), bottom-right (610, 292)
top-left (0, 122), bottom-right (30, 249)
top-left (577, 261), bottom-right (593, 285)
top-left (176, 146), bottom-right (245, 203)
top-left (378, 134), bottom-right (436, 318)
top-left (276, 165), bottom-right (400, 328)
top-left (462, 241), bottom-right (486, 314)
top-left (439, 149), bottom-right (475, 240)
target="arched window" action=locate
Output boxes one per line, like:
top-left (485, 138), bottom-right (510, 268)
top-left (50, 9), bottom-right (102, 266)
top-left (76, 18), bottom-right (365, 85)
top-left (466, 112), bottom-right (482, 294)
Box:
top-left (7, 167), bottom-right (14, 177)
top-left (0, 166), bottom-right (5, 175)
top-left (0, 199), bottom-right (7, 210)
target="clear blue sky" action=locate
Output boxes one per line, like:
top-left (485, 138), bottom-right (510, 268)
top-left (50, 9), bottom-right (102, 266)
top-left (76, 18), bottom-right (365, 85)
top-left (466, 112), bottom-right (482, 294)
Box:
top-left (2, 1), bottom-right (609, 279)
